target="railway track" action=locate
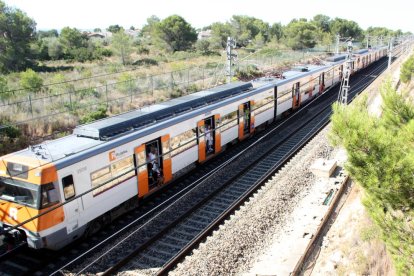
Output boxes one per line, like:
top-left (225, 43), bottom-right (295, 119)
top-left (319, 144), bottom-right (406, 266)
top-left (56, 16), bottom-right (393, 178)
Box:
top-left (0, 56), bottom-right (393, 276)
top-left (50, 58), bottom-right (392, 275)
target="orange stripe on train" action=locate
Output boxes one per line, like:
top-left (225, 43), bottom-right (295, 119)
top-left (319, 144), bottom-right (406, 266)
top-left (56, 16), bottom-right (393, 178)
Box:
top-left (0, 200), bottom-right (64, 232)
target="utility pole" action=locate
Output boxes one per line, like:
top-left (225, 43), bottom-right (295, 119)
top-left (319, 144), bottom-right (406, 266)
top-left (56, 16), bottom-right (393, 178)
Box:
top-left (335, 34), bottom-right (340, 54)
top-left (366, 35), bottom-right (369, 49)
top-left (338, 41), bottom-right (353, 105)
top-left (226, 37), bottom-right (237, 83)
top-left (388, 37), bottom-right (393, 69)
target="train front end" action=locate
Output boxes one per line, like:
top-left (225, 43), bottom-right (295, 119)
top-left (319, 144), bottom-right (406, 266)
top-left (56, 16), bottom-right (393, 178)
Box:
top-left (0, 155), bottom-right (64, 251)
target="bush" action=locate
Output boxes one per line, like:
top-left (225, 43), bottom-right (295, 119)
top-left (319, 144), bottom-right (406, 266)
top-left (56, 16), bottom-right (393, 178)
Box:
top-left (79, 106), bottom-right (108, 124)
top-left (20, 69), bottom-right (43, 92)
top-left (117, 72), bottom-right (137, 94)
top-left (235, 65), bottom-right (262, 80)
top-left (133, 58), bottom-right (158, 66)
top-left (137, 45), bottom-right (150, 55)
top-left (0, 117), bottom-right (21, 139)
top-left (0, 76), bottom-right (10, 99)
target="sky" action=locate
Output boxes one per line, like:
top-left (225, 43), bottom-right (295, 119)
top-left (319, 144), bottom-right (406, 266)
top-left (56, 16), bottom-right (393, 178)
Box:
top-left (3, 0), bottom-right (414, 33)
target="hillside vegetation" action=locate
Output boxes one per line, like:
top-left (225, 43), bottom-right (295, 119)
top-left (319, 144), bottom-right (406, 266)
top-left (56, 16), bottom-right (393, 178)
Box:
top-left (329, 65), bottom-right (414, 274)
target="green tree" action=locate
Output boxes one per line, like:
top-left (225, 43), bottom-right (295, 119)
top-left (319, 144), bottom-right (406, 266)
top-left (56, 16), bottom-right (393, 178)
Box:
top-left (229, 15), bottom-right (270, 47)
top-left (269, 22), bottom-right (283, 41)
top-left (47, 37), bottom-right (63, 60)
top-left (37, 29), bottom-right (58, 39)
top-left (312, 14), bottom-right (331, 33)
top-left (330, 18), bottom-right (363, 40)
top-left (59, 27), bottom-right (86, 58)
top-left (154, 15), bottom-right (197, 52)
top-left (210, 22), bottom-right (233, 48)
top-left (195, 39), bottom-right (211, 55)
top-left (329, 82), bottom-right (414, 274)
top-left (111, 29), bottom-right (133, 65)
top-left (20, 68), bottom-right (43, 92)
top-left (0, 0), bottom-right (37, 73)
top-left (107, 24), bottom-right (122, 33)
top-left (284, 20), bottom-right (318, 50)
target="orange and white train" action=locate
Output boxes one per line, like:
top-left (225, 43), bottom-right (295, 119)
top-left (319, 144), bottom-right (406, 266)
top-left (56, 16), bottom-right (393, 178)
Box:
top-left (0, 47), bottom-right (388, 250)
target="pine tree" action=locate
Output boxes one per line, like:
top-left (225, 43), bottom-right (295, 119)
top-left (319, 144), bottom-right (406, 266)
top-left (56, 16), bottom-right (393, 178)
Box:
top-left (329, 81), bottom-right (414, 274)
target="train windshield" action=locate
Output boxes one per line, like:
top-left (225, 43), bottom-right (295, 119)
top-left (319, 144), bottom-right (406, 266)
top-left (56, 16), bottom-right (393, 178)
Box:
top-left (0, 177), bottom-right (40, 209)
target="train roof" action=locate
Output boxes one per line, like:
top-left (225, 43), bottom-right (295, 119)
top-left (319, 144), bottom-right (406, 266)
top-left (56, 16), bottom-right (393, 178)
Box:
top-left (73, 81), bottom-right (252, 140)
top-left (325, 54), bottom-right (348, 62)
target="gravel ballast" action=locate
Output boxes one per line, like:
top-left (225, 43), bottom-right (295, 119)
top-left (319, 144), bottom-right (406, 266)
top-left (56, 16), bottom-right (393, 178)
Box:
top-left (166, 127), bottom-right (335, 276)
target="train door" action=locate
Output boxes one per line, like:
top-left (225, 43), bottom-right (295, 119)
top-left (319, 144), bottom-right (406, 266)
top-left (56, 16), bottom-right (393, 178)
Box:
top-left (134, 144), bottom-right (148, 197)
top-left (197, 116), bottom-right (220, 162)
top-left (238, 101), bottom-right (254, 140)
top-left (146, 139), bottom-right (163, 190)
top-left (339, 65), bottom-right (343, 80)
top-left (204, 116), bottom-right (215, 157)
top-left (319, 73), bottom-right (325, 95)
top-left (61, 174), bottom-right (80, 234)
top-left (292, 82), bottom-right (300, 110)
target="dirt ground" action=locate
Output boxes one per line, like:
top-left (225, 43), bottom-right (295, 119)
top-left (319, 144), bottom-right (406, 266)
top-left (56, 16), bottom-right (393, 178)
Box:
top-left (304, 184), bottom-right (395, 275)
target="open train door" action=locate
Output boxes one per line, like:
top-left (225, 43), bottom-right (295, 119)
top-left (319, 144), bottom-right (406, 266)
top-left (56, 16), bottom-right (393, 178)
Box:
top-left (238, 101), bottom-right (254, 140)
top-left (134, 144), bottom-right (148, 198)
top-left (319, 73), bottom-right (325, 95)
top-left (292, 82), bottom-right (300, 110)
top-left (161, 135), bottom-right (172, 183)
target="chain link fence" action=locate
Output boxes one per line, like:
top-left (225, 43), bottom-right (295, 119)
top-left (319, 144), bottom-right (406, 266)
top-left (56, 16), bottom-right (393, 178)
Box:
top-left (0, 50), bottom-right (325, 126)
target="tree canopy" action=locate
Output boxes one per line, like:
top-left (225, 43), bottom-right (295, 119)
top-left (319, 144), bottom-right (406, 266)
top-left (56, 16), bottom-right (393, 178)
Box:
top-left (0, 0), bottom-right (37, 73)
top-left (284, 20), bottom-right (318, 50)
top-left (154, 15), bottom-right (197, 52)
top-left (329, 80), bottom-right (414, 274)
top-left (111, 29), bottom-right (133, 65)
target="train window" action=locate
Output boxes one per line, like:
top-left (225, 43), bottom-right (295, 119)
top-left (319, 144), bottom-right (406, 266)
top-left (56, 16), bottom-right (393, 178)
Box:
top-left (91, 156), bottom-right (135, 195)
top-left (62, 175), bottom-right (75, 200)
top-left (220, 111), bottom-right (238, 132)
top-left (41, 183), bottom-right (59, 208)
top-left (170, 129), bottom-right (197, 157)
top-left (254, 96), bottom-right (274, 115)
top-left (7, 162), bottom-right (29, 179)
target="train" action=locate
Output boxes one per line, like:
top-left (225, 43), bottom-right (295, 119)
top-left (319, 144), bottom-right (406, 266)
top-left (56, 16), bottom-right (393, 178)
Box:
top-left (0, 46), bottom-right (388, 250)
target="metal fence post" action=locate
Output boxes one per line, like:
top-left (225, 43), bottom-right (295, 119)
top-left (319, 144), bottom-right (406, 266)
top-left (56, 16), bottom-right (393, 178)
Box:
top-left (170, 72), bottom-right (174, 96)
top-left (28, 93), bottom-right (33, 118)
top-left (202, 67), bottom-right (205, 89)
top-left (69, 88), bottom-right (73, 111)
top-left (105, 83), bottom-right (109, 108)
top-left (151, 76), bottom-right (154, 96)
top-left (130, 79), bottom-right (133, 104)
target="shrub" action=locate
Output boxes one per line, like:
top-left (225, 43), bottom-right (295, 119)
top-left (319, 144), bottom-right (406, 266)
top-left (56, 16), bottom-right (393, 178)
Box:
top-left (235, 65), bottom-right (262, 80)
top-left (117, 72), bottom-right (137, 94)
top-left (137, 45), bottom-right (150, 55)
top-left (79, 106), bottom-right (108, 124)
top-left (20, 69), bottom-right (43, 92)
